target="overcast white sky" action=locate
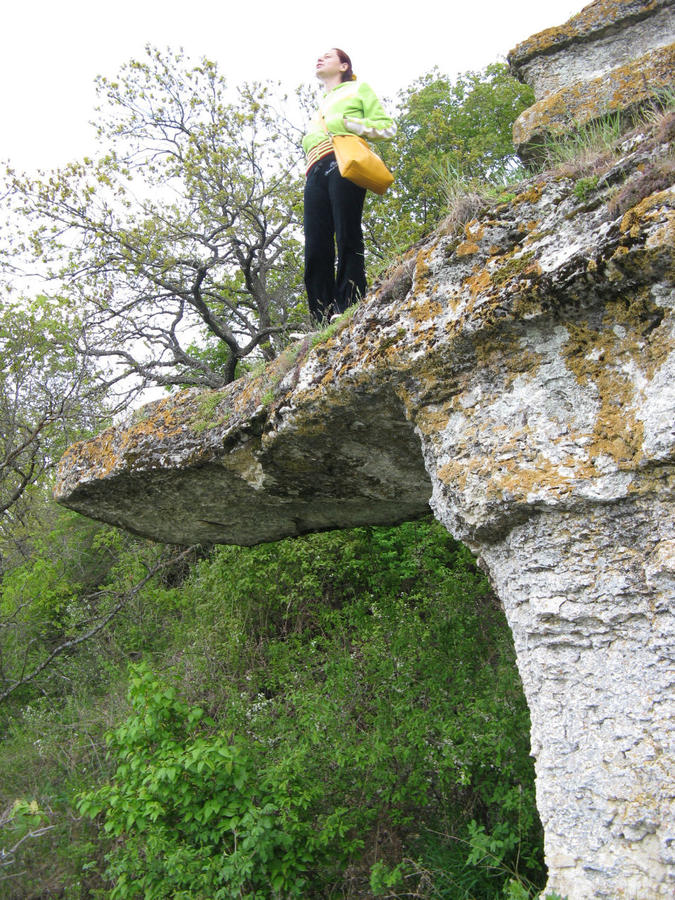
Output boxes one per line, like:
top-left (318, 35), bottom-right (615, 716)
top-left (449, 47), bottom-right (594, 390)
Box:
top-left (2, 0), bottom-right (589, 170)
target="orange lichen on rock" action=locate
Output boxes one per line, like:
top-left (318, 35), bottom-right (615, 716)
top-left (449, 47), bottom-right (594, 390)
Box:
top-left (620, 188), bottom-right (675, 235)
top-left (508, 0), bottom-right (663, 70)
top-left (562, 316), bottom-right (648, 468)
top-left (513, 43), bottom-right (675, 150)
top-left (455, 220), bottom-right (486, 257)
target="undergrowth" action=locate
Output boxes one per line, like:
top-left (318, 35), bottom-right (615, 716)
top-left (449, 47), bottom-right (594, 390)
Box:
top-left (1, 517), bottom-right (546, 898)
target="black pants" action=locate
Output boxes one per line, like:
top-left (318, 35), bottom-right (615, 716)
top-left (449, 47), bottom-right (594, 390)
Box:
top-left (303, 154), bottom-right (367, 323)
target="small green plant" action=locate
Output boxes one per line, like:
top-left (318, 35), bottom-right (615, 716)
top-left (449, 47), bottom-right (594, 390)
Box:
top-left (190, 389), bottom-right (230, 433)
top-left (260, 387), bottom-right (275, 406)
top-left (369, 859), bottom-right (407, 894)
top-left (309, 303), bottom-right (359, 348)
top-left (78, 664), bottom-right (319, 898)
top-left (573, 174), bottom-right (599, 201)
top-left (504, 879), bottom-right (532, 899)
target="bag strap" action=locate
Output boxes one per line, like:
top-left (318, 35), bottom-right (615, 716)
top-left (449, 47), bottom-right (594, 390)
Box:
top-left (319, 112), bottom-right (332, 138)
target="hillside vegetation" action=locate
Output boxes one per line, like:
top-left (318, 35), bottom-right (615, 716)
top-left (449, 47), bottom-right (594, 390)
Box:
top-left (1, 514), bottom-right (544, 898)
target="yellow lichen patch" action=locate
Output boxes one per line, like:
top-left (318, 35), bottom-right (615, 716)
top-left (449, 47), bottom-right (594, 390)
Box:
top-left (56, 391), bottom-right (198, 484)
top-left (491, 250), bottom-right (541, 287)
top-left (473, 331), bottom-right (543, 389)
top-left (465, 268), bottom-right (494, 303)
top-left (609, 286), bottom-right (672, 380)
top-left (60, 429), bottom-right (119, 481)
top-left (511, 290), bottom-right (545, 321)
top-left (231, 373), bottom-right (268, 415)
top-left (647, 213), bottom-right (675, 254)
top-left (620, 188), bottom-right (675, 235)
top-left (508, 0), bottom-right (661, 68)
top-left (402, 295), bottom-right (443, 324)
top-left (465, 220), bottom-right (485, 242)
top-left (562, 319), bottom-right (646, 467)
top-left (490, 455), bottom-right (567, 497)
top-left (513, 44), bottom-right (675, 148)
top-left (456, 241), bottom-right (480, 257)
top-left (436, 457), bottom-right (470, 493)
top-left (511, 182), bottom-right (544, 207)
top-left (414, 402), bottom-right (456, 437)
top-left (412, 244), bottom-right (435, 295)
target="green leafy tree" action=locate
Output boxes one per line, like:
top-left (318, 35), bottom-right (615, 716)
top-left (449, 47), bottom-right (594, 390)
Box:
top-left (0, 294), bottom-right (101, 566)
top-left (78, 663), bottom-right (335, 899)
top-left (0, 513), bottom-right (195, 707)
top-left (6, 47), bottom-right (306, 393)
top-left (366, 64), bottom-right (534, 264)
top-left (395, 63), bottom-right (533, 220)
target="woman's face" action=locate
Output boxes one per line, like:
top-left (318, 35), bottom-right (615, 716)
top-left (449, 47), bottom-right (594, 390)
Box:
top-left (315, 49), bottom-right (347, 81)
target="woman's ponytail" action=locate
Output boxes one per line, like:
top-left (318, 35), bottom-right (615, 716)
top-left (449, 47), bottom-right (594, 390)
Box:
top-left (334, 48), bottom-right (356, 83)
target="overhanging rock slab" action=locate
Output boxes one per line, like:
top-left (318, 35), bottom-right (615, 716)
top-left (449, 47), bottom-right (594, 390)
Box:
top-left (55, 133), bottom-right (675, 898)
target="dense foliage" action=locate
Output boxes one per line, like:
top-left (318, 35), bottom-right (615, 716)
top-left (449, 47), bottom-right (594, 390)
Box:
top-left (365, 64), bottom-right (533, 265)
top-left (1, 515), bottom-right (545, 898)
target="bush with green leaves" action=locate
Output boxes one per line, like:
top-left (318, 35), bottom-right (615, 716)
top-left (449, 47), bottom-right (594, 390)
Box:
top-left (75, 521), bottom-right (544, 898)
top-left (78, 664), bottom-right (349, 899)
top-left (1, 515), bottom-right (545, 897)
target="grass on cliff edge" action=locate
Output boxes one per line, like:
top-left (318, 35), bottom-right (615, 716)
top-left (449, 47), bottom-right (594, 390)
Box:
top-left (435, 89), bottom-right (675, 229)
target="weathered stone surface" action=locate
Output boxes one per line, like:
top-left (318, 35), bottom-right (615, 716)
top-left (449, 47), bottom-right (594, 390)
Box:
top-left (508, 0), bottom-right (675, 157)
top-left (56, 135), bottom-right (675, 897)
top-left (512, 43), bottom-right (675, 152)
top-left (55, 382), bottom-right (432, 546)
top-left (509, 0), bottom-right (675, 99)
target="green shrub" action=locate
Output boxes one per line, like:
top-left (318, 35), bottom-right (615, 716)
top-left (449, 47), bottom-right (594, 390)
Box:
top-left (573, 175), bottom-right (599, 201)
top-left (3, 519), bottom-right (545, 897)
top-left (78, 664), bottom-right (328, 898)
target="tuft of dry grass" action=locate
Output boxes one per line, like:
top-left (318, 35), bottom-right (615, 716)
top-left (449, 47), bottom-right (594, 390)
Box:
top-left (538, 112), bottom-right (625, 179)
top-left (375, 256), bottom-right (416, 304)
top-left (436, 164), bottom-right (506, 234)
top-left (653, 108), bottom-right (675, 146)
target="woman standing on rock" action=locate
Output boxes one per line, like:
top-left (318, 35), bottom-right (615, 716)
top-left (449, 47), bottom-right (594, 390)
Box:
top-left (302, 48), bottom-right (396, 324)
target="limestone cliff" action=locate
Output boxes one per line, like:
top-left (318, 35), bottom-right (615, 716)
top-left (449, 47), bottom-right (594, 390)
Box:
top-left (54, 2), bottom-right (674, 897)
top-left (56, 125), bottom-right (675, 900)
top-left (508, 0), bottom-right (675, 158)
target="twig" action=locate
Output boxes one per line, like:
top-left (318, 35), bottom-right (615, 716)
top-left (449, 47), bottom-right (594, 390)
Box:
top-left (0, 545), bottom-right (198, 704)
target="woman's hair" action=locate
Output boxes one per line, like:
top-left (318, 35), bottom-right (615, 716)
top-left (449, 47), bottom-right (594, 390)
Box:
top-left (334, 48), bottom-right (356, 82)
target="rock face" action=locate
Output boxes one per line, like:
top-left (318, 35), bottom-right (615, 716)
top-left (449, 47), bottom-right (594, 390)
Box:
top-left (55, 3), bottom-right (674, 897)
top-left (508, 0), bottom-right (675, 158)
top-left (56, 136), bottom-right (675, 898)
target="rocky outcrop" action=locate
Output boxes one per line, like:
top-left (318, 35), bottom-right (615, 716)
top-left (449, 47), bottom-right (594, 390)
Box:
top-left (508, 0), bottom-right (675, 158)
top-left (55, 2), bottom-right (674, 896)
top-left (56, 131), bottom-right (675, 898)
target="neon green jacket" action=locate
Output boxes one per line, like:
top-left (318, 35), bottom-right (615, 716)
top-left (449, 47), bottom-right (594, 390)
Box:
top-left (302, 81), bottom-right (396, 170)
